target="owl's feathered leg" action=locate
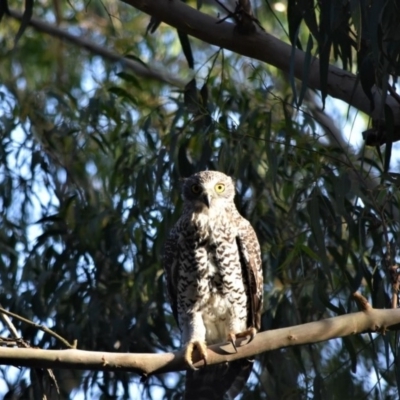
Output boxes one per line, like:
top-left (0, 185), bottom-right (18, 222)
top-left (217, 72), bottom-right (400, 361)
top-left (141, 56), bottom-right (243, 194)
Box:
top-left (184, 340), bottom-right (208, 370)
top-left (181, 311), bottom-right (208, 369)
top-left (227, 327), bottom-right (257, 352)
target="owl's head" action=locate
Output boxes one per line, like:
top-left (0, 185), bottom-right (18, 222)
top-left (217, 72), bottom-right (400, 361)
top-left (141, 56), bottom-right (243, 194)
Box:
top-left (182, 171), bottom-right (235, 209)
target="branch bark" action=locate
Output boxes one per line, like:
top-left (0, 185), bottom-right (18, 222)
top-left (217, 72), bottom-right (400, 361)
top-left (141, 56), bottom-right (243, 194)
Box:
top-left (122, 0), bottom-right (400, 125)
top-left (1, 307), bottom-right (400, 375)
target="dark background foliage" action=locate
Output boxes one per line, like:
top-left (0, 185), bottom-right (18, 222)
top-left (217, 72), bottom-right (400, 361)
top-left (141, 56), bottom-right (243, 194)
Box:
top-left (1, 0), bottom-right (400, 398)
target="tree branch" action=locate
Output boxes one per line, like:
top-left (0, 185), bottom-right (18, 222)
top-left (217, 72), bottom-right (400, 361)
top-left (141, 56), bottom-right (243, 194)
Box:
top-left (7, 9), bottom-right (186, 88)
top-left (122, 0), bottom-right (400, 125)
top-left (1, 306), bottom-right (400, 375)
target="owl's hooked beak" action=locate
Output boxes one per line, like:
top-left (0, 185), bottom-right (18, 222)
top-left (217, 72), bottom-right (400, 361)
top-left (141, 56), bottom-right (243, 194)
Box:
top-left (201, 192), bottom-right (213, 208)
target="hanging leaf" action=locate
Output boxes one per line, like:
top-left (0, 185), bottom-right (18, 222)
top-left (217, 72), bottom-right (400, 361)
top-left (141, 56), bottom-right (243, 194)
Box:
top-left (178, 30), bottom-right (194, 69)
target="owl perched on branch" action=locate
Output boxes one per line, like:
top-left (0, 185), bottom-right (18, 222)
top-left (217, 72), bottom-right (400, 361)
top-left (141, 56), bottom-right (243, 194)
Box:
top-left (163, 171), bottom-right (263, 399)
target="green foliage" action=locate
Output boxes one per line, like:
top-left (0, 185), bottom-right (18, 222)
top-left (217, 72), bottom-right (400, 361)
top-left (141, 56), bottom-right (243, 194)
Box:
top-left (1, 0), bottom-right (400, 399)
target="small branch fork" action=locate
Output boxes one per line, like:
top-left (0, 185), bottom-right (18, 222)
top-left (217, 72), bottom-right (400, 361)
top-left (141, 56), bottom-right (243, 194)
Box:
top-left (0, 305), bottom-right (77, 398)
top-left (353, 292), bottom-right (373, 312)
top-left (214, 0), bottom-right (264, 34)
top-left (0, 306), bottom-right (76, 349)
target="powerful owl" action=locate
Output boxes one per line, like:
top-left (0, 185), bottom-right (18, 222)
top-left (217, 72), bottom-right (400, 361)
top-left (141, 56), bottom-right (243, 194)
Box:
top-left (163, 171), bottom-right (263, 399)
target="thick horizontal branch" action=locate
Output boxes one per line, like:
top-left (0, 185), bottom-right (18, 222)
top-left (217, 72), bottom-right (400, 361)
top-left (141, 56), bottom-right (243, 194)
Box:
top-left (122, 0), bottom-right (400, 124)
top-left (1, 307), bottom-right (399, 375)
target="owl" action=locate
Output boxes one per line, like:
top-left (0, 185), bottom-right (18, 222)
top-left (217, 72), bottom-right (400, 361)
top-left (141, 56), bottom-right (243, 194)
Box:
top-left (163, 171), bottom-right (263, 399)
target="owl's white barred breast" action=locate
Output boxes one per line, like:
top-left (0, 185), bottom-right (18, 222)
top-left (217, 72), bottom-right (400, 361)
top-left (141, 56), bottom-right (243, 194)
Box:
top-left (163, 170), bottom-right (263, 399)
top-left (176, 203), bottom-right (248, 344)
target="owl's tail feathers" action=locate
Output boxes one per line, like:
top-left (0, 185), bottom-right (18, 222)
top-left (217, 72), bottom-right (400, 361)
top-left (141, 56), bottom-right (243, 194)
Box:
top-left (184, 359), bottom-right (253, 400)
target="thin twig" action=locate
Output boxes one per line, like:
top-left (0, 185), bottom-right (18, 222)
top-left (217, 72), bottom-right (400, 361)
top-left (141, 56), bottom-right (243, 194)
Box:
top-left (353, 292), bottom-right (372, 312)
top-left (0, 306), bottom-right (20, 338)
top-left (0, 337), bottom-right (27, 347)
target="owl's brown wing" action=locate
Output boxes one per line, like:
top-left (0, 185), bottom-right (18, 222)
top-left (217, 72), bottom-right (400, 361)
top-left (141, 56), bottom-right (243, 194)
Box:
top-left (237, 221), bottom-right (263, 331)
top-left (163, 227), bottom-right (180, 326)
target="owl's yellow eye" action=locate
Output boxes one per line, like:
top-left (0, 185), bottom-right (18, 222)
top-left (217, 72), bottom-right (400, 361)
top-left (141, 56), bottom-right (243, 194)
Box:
top-left (191, 184), bottom-right (202, 194)
top-left (215, 183), bottom-right (225, 193)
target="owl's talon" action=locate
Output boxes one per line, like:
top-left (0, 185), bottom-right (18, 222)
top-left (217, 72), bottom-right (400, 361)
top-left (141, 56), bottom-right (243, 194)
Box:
top-left (236, 326), bottom-right (257, 343)
top-left (228, 327), bottom-right (257, 352)
top-left (184, 340), bottom-right (208, 370)
top-left (227, 332), bottom-right (238, 352)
